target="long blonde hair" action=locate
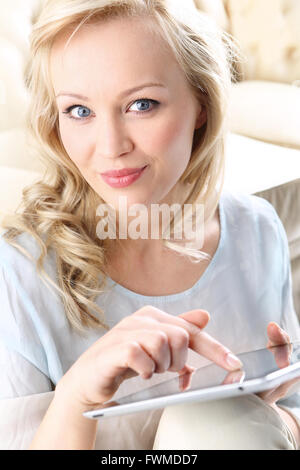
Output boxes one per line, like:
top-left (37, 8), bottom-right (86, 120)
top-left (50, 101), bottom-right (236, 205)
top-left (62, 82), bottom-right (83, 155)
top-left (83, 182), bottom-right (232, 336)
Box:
top-left (1, 0), bottom-right (241, 335)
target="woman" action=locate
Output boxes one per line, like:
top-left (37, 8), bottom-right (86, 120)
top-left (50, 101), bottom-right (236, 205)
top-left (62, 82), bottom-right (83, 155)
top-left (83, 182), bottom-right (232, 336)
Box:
top-left (0, 0), bottom-right (300, 450)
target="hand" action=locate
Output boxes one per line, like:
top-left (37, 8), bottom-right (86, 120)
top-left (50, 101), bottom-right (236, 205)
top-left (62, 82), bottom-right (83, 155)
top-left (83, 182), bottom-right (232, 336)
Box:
top-left (255, 322), bottom-right (300, 448)
top-left (55, 306), bottom-right (243, 410)
top-left (256, 322), bottom-right (300, 406)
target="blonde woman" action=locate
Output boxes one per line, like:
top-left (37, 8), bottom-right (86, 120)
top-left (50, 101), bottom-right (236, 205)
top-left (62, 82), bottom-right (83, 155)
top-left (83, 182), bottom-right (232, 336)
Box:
top-left (0, 0), bottom-right (300, 450)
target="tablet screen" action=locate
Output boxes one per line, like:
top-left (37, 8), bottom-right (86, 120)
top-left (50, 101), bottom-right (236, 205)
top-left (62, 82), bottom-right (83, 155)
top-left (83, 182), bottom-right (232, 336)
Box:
top-left (83, 340), bottom-right (300, 419)
top-left (114, 341), bottom-right (300, 406)
top-left (112, 341), bottom-right (300, 405)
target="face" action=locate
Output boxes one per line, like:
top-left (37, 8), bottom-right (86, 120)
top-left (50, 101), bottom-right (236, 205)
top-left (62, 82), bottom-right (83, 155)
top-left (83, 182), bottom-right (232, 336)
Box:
top-left (50, 17), bottom-right (206, 215)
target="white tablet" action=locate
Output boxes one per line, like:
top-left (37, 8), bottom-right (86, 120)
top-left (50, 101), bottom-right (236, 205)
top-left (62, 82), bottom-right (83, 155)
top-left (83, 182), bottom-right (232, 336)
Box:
top-left (82, 340), bottom-right (300, 420)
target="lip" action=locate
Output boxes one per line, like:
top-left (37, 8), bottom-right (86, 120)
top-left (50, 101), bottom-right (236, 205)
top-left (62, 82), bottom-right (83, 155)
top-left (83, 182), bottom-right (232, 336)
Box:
top-left (99, 165), bottom-right (148, 188)
top-left (100, 166), bottom-right (147, 177)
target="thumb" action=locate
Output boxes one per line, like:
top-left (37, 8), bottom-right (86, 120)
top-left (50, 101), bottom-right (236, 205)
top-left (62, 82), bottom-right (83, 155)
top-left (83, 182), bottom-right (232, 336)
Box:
top-left (178, 309), bottom-right (210, 330)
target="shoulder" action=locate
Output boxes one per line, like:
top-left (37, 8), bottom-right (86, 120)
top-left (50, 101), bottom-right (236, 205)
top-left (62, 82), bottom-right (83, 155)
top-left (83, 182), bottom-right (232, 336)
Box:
top-left (0, 228), bottom-right (43, 263)
top-left (0, 229), bottom-right (58, 296)
top-left (221, 189), bottom-right (281, 232)
top-left (0, 228), bottom-right (55, 266)
top-left (220, 189), bottom-right (286, 256)
top-left (221, 189), bottom-right (278, 222)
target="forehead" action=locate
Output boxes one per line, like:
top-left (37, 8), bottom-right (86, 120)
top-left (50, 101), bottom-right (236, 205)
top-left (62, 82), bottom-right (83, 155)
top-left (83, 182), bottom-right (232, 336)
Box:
top-left (50, 16), bottom-right (186, 95)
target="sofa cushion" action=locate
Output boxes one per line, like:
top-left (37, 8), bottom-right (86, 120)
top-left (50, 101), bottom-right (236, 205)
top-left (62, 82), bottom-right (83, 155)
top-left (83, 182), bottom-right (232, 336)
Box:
top-left (228, 81), bottom-right (300, 149)
top-left (193, 0), bottom-right (230, 30)
top-left (0, 166), bottom-right (41, 228)
top-left (0, 39), bottom-right (29, 131)
top-left (225, 0), bottom-right (300, 84)
top-left (255, 179), bottom-right (300, 321)
top-left (0, 128), bottom-right (45, 173)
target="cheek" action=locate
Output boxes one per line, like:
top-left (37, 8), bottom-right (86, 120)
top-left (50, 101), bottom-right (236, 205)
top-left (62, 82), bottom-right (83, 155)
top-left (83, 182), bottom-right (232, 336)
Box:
top-left (152, 115), bottom-right (193, 169)
top-left (58, 112), bottom-right (193, 175)
top-left (59, 121), bottom-right (91, 167)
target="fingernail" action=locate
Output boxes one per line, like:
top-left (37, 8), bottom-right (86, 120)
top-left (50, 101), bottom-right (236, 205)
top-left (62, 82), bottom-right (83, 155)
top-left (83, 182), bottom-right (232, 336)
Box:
top-left (226, 353), bottom-right (243, 370)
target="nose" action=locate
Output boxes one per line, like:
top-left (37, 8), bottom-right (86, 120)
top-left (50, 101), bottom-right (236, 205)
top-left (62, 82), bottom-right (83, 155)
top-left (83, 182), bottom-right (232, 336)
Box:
top-left (94, 113), bottom-right (133, 160)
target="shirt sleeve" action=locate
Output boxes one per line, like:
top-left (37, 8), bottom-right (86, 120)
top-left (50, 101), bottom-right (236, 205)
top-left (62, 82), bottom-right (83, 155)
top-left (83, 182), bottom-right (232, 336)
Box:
top-left (0, 263), bottom-right (55, 449)
top-left (0, 342), bottom-right (53, 399)
top-left (0, 262), bottom-right (50, 376)
top-left (273, 210), bottom-right (300, 433)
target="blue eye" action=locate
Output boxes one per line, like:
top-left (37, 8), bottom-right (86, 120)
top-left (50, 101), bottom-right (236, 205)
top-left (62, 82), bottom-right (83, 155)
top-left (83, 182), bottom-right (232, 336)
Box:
top-left (62, 98), bottom-right (159, 121)
top-left (62, 105), bottom-right (91, 120)
top-left (129, 99), bottom-right (159, 114)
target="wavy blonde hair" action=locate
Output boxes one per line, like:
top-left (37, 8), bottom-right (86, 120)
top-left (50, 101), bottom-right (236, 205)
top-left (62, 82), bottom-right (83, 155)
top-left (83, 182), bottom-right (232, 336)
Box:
top-left (1, 0), bottom-right (242, 336)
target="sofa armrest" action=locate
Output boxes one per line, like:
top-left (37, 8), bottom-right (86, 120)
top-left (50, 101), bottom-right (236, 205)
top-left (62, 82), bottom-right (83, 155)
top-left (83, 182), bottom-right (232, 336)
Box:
top-left (224, 133), bottom-right (300, 194)
top-left (228, 81), bottom-right (300, 149)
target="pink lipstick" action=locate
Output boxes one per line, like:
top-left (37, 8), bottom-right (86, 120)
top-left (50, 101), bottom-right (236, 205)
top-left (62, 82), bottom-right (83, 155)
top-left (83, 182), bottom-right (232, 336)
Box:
top-left (99, 165), bottom-right (148, 188)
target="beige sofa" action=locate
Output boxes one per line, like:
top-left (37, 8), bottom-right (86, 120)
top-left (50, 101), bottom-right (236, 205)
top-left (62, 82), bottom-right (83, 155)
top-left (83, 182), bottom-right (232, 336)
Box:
top-left (193, 0), bottom-right (300, 317)
top-left (0, 0), bottom-right (300, 451)
top-left (0, 0), bottom-right (299, 316)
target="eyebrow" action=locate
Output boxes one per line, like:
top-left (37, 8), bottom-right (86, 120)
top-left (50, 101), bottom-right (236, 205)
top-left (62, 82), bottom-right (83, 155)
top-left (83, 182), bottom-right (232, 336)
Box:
top-left (55, 82), bottom-right (166, 101)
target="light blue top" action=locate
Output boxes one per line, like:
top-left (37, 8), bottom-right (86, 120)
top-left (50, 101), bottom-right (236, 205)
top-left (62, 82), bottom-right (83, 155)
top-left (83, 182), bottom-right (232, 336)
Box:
top-left (1, 189), bottom-right (300, 431)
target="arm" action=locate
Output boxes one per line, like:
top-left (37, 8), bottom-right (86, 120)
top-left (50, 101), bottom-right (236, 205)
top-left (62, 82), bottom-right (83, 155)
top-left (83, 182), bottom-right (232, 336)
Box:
top-left (28, 389), bottom-right (98, 450)
top-left (0, 341), bottom-right (97, 450)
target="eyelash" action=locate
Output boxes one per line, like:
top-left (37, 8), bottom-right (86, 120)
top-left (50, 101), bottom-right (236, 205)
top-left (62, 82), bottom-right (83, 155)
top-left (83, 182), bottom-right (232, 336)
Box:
top-left (62, 98), bottom-right (160, 121)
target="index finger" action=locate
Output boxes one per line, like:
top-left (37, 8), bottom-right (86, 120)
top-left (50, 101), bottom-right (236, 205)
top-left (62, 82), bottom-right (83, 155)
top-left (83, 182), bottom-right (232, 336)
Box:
top-left (186, 329), bottom-right (243, 371)
top-left (137, 307), bottom-right (243, 371)
top-left (173, 308), bottom-right (243, 371)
